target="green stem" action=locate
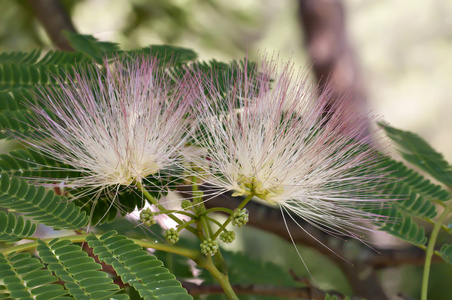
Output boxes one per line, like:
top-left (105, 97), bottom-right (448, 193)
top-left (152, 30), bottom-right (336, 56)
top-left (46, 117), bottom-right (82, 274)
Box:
top-left (136, 181), bottom-right (182, 224)
top-left (200, 216), bottom-right (211, 239)
top-left (202, 207), bottom-right (235, 216)
top-left (134, 238), bottom-right (199, 261)
top-left (192, 176), bottom-right (204, 205)
top-left (212, 193), bottom-right (254, 239)
top-left (196, 256), bottom-right (238, 300)
top-left (136, 181), bottom-right (197, 235)
top-left (177, 219), bottom-right (198, 231)
top-left (1, 234), bottom-right (200, 261)
top-left (421, 204), bottom-right (452, 300)
top-left (159, 210), bottom-right (197, 219)
top-left (204, 215), bottom-right (227, 231)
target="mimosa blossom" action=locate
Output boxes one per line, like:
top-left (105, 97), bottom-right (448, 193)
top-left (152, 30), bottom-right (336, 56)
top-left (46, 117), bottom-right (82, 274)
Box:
top-left (189, 58), bottom-right (388, 239)
top-left (25, 57), bottom-right (192, 190)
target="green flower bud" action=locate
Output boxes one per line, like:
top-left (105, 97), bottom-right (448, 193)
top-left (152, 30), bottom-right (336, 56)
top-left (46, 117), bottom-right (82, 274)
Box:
top-left (231, 208), bottom-right (249, 227)
top-left (181, 200), bottom-right (193, 210)
top-left (140, 208), bottom-right (156, 226)
top-left (200, 238), bottom-right (218, 256)
top-left (219, 231), bottom-right (236, 243)
top-left (164, 228), bottom-right (180, 244)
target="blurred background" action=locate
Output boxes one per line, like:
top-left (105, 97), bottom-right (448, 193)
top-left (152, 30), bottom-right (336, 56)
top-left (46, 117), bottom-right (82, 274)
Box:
top-left (1, 0), bottom-right (451, 299)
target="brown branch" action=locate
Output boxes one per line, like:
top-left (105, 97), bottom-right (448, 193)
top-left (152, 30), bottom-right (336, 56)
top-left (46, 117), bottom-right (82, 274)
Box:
top-left (182, 281), bottom-right (356, 300)
top-left (369, 247), bottom-right (442, 269)
top-left (27, 0), bottom-right (77, 51)
top-left (192, 188), bottom-right (389, 300)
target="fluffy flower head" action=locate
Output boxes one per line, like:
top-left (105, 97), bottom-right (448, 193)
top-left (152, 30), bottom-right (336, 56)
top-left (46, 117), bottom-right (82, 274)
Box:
top-left (190, 57), bottom-right (388, 237)
top-left (26, 56), bottom-right (191, 189)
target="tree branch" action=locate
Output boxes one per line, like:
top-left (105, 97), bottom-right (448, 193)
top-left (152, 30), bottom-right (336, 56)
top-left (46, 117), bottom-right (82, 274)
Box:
top-left (195, 189), bottom-right (390, 300)
top-left (27, 0), bottom-right (76, 51)
top-left (181, 281), bottom-right (356, 300)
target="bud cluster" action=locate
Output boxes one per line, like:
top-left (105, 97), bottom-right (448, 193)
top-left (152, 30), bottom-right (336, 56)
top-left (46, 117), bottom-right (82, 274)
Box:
top-left (165, 228), bottom-right (180, 244)
top-left (181, 199), bottom-right (203, 214)
top-left (140, 208), bottom-right (156, 226)
top-left (231, 208), bottom-right (249, 227)
top-left (220, 231), bottom-right (236, 243)
top-left (200, 238), bottom-right (218, 256)
top-left (181, 200), bottom-right (193, 210)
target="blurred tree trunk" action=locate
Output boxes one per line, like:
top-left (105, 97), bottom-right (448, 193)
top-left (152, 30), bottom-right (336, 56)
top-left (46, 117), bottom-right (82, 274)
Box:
top-left (298, 1), bottom-right (386, 299)
top-left (27, 0), bottom-right (76, 51)
top-left (298, 0), bottom-right (370, 136)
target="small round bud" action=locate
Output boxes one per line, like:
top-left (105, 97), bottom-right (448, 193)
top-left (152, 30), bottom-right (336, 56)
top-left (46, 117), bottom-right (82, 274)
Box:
top-left (219, 231), bottom-right (235, 243)
top-left (181, 200), bottom-right (192, 210)
top-left (140, 208), bottom-right (156, 226)
top-left (164, 228), bottom-right (180, 244)
top-left (200, 238), bottom-right (218, 256)
top-left (231, 208), bottom-right (249, 227)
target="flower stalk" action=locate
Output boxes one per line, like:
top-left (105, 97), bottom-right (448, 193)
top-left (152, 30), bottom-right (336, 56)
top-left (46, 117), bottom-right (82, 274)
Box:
top-left (421, 203), bottom-right (452, 300)
top-left (213, 193), bottom-right (254, 239)
top-left (0, 234), bottom-right (200, 261)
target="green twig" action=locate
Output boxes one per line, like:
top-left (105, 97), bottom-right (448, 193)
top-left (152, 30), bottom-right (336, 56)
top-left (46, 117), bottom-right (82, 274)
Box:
top-left (1, 234), bottom-right (200, 261)
top-left (212, 193), bottom-right (254, 239)
top-left (159, 209), bottom-right (197, 219)
top-left (200, 216), bottom-right (211, 239)
top-left (136, 181), bottom-right (197, 235)
top-left (196, 256), bottom-right (238, 300)
top-left (204, 215), bottom-right (227, 231)
top-left (192, 176), bottom-right (204, 205)
top-left (177, 219), bottom-right (198, 231)
top-left (421, 203), bottom-right (452, 300)
top-left (202, 207), bottom-right (235, 215)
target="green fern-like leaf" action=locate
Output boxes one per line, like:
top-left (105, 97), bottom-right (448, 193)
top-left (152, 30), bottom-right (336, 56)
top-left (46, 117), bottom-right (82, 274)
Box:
top-left (379, 122), bottom-right (452, 187)
top-left (65, 32), bottom-right (197, 66)
top-left (368, 151), bottom-right (452, 246)
top-left (0, 88), bottom-right (39, 111)
top-left (439, 244), bottom-right (452, 266)
top-left (145, 45), bottom-right (198, 65)
top-left (0, 149), bottom-right (80, 179)
top-left (0, 173), bottom-right (88, 230)
top-left (0, 211), bottom-right (36, 242)
top-left (0, 52), bottom-right (93, 91)
top-left (0, 109), bottom-right (39, 139)
top-left (368, 204), bottom-right (428, 246)
top-left (36, 50), bottom-right (91, 66)
top-left (0, 50), bottom-right (90, 66)
top-left (0, 50), bottom-right (41, 64)
top-left (0, 251), bottom-right (69, 299)
top-left (86, 231), bottom-right (193, 300)
top-left (64, 32), bottom-right (120, 63)
top-left (397, 191), bottom-right (437, 219)
top-left (377, 156), bottom-right (450, 202)
top-left (37, 239), bottom-right (128, 300)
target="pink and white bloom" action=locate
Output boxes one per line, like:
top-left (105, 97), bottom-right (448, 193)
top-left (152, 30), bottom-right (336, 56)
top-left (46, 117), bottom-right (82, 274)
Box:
top-left (188, 57), bottom-right (388, 239)
top-left (25, 57), bottom-right (192, 191)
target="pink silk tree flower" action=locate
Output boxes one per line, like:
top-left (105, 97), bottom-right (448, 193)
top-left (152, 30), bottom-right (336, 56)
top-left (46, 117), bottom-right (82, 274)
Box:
top-left (188, 57), bottom-right (389, 240)
top-left (24, 57), bottom-right (192, 192)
